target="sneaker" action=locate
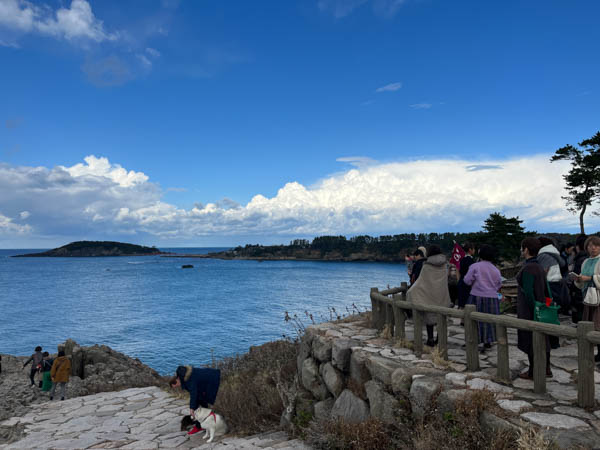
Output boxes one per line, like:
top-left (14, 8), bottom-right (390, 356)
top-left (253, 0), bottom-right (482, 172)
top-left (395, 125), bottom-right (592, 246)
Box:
top-left (187, 426), bottom-right (203, 436)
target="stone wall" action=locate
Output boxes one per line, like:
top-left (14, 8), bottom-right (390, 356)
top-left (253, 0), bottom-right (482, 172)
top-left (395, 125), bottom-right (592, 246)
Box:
top-left (293, 319), bottom-right (600, 449)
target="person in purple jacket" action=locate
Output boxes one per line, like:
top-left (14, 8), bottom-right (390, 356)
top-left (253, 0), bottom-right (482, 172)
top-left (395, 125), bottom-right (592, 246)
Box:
top-left (464, 244), bottom-right (503, 353)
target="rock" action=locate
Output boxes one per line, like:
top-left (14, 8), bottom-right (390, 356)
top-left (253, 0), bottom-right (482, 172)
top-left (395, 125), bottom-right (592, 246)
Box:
top-left (331, 339), bottom-right (356, 372)
top-left (497, 400), bottom-right (532, 414)
top-left (466, 378), bottom-right (513, 395)
top-left (301, 358), bottom-right (329, 401)
top-left (330, 390), bottom-right (370, 424)
top-left (349, 351), bottom-right (371, 385)
top-left (312, 336), bottom-right (332, 363)
top-left (320, 363), bottom-right (344, 398)
top-left (532, 400), bottom-right (555, 407)
top-left (542, 429), bottom-right (600, 450)
top-left (445, 373), bottom-right (467, 387)
top-left (551, 358), bottom-right (578, 372)
top-left (546, 383), bottom-right (577, 402)
top-left (314, 398), bottom-right (335, 421)
top-left (365, 356), bottom-right (403, 387)
top-left (365, 380), bottom-right (401, 424)
top-left (553, 406), bottom-right (596, 421)
top-left (436, 389), bottom-right (477, 416)
top-left (479, 411), bottom-right (519, 438)
top-left (520, 412), bottom-right (590, 429)
top-left (409, 378), bottom-right (440, 420)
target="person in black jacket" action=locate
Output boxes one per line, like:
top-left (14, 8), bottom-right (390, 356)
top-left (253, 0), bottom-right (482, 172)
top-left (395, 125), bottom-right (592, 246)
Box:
top-left (169, 365), bottom-right (221, 435)
top-left (457, 243), bottom-right (475, 309)
top-left (570, 234), bottom-right (588, 323)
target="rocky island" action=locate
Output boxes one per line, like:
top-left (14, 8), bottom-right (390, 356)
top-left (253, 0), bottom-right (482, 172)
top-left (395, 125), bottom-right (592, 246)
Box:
top-left (13, 241), bottom-right (165, 257)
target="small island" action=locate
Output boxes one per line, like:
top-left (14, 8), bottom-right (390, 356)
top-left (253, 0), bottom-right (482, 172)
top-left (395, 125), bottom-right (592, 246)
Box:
top-left (13, 241), bottom-right (165, 257)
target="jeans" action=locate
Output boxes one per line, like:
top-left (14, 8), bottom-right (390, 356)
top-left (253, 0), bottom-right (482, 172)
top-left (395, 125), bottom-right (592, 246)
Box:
top-left (50, 382), bottom-right (67, 399)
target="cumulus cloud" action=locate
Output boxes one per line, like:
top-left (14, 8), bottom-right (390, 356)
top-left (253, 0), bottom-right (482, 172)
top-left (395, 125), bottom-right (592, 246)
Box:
top-left (0, 154), bottom-right (595, 245)
top-left (376, 82), bottom-right (402, 93)
top-left (0, 0), bottom-right (118, 43)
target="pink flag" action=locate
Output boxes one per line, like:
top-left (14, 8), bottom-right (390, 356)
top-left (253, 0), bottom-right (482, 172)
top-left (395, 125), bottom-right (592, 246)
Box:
top-left (450, 242), bottom-right (465, 270)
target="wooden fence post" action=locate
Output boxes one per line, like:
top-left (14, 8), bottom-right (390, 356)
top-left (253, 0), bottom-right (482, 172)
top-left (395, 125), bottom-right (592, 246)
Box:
top-left (392, 294), bottom-right (403, 338)
top-left (413, 307), bottom-right (424, 356)
top-left (401, 281), bottom-right (408, 291)
top-left (370, 288), bottom-right (379, 329)
top-left (532, 331), bottom-right (546, 394)
top-left (496, 324), bottom-right (510, 382)
top-left (385, 302), bottom-right (394, 335)
top-left (577, 321), bottom-right (595, 408)
top-left (464, 304), bottom-right (479, 371)
top-left (436, 313), bottom-right (448, 360)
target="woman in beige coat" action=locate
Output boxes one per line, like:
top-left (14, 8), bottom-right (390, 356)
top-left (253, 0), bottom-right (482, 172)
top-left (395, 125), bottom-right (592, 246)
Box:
top-left (50, 350), bottom-right (71, 401)
top-left (406, 245), bottom-right (452, 347)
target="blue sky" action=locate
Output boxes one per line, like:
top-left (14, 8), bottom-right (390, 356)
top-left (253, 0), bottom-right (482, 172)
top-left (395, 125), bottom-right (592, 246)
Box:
top-left (0, 0), bottom-right (599, 248)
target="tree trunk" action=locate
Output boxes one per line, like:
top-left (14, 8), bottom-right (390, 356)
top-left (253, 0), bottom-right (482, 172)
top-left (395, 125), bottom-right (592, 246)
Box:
top-left (580, 204), bottom-right (586, 234)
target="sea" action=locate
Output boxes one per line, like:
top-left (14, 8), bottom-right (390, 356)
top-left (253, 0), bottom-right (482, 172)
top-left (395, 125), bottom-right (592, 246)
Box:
top-left (0, 248), bottom-right (408, 374)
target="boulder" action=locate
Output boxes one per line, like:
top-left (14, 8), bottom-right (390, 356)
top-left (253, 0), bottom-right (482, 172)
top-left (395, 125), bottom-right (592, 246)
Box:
top-left (436, 389), bottom-right (477, 417)
top-left (71, 346), bottom-right (85, 378)
top-left (365, 355), bottom-right (404, 387)
top-left (409, 378), bottom-right (440, 420)
top-left (314, 397), bottom-right (335, 421)
top-left (297, 335), bottom-right (313, 377)
top-left (349, 351), bottom-right (371, 385)
top-left (312, 336), bottom-right (332, 363)
top-left (365, 380), bottom-right (401, 424)
top-left (391, 366), bottom-right (445, 395)
top-left (479, 411), bottom-right (520, 439)
top-left (330, 390), bottom-right (370, 424)
top-left (331, 339), bottom-right (356, 372)
top-left (320, 363), bottom-right (344, 398)
top-left (301, 358), bottom-right (329, 401)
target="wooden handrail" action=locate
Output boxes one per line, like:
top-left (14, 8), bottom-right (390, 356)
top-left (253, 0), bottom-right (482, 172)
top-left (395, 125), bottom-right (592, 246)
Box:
top-left (370, 286), bottom-right (598, 408)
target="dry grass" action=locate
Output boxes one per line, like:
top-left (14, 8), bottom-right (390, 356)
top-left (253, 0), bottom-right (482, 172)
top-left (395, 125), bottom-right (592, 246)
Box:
top-left (429, 347), bottom-right (452, 368)
top-left (211, 340), bottom-right (298, 435)
top-left (394, 338), bottom-right (414, 350)
top-left (413, 390), bottom-right (520, 450)
top-left (516, 427), bottom-right (557, 450)
top-left (305, 418), bottom-right (412, 450)
top-left (379, 324), bottom-right (393, 340)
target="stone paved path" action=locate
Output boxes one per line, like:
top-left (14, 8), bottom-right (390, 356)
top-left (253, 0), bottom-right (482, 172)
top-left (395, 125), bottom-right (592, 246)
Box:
top-left (0, 387), bottom-right (310, 449)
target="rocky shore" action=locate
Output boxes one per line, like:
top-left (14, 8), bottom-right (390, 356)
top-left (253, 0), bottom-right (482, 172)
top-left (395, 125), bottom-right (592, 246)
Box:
top-left (0, 340), bottom-right (165, 423)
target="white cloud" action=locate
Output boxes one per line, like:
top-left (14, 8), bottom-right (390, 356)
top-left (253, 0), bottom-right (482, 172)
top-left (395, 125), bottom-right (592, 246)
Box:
top-left (0, 0), bottom-right (118, 43)
top-left (146, 47), bottom-right (160, 58)
top-left (136, 53), bottom-right (152, 67)
top-left (409, 103), bottom-right (432, 109)
top-left (376, 82), bottom-right (402, 93)
top-left (319, 0), bottom-right (408, 18)
top-left (0, 155), bottom-right (596, 246)
top-left (318, 0), bottom-right (368, 19)
top-left (19, 210), bottom-right (30, 219)
top-left (336, 156), bottom-right (377, 168)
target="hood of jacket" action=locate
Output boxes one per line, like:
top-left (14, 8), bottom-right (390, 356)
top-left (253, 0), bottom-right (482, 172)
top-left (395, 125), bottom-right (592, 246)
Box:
top-left (539, 244), bottom-right (560, 257)
top-left (425, 253), bottom-right (447, 267)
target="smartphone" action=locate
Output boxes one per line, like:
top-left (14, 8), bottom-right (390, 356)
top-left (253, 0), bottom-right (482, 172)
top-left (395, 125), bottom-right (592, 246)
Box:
top-left (568, 272), bottom-right (578, 280)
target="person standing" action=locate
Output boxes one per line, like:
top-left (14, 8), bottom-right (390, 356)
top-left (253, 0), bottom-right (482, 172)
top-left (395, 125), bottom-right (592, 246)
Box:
top-left (457, 243), bottom-right (475, 309)
top-left (23, 346), bottom-right (43, 387)
top-left (406, 245), bottom-right (452, 347)
top-left (169, 365), bottom-right (221, 436)
top-left (410, 249), bottom-right (425, 285)
top-left (570, 234), bottom-right (588, 323)
top-left (574, 235), bottom-right (600, 362)
top-left (517, 237), bottom-right (553, 379)
top-left (463, 244), bottom-right (502, 353)
top-left (538, 237), bottom-right (570, 313)
top-left (40, 352), bottom-right (54, 392)
top-left (50, 350), bottom-right (71, 400)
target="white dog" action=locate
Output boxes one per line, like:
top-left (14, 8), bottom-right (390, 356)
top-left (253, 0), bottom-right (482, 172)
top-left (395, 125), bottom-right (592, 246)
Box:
top-left (193, 407), bottom-right (228, 443)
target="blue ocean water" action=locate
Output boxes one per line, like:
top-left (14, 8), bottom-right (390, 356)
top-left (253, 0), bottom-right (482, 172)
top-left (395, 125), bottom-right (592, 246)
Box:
top-left (0, 248), bottom-right (408, 374)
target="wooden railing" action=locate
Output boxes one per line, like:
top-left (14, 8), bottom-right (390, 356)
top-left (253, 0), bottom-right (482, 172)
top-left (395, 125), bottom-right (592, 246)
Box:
top-left (370, 284), bottom-right (600, 408)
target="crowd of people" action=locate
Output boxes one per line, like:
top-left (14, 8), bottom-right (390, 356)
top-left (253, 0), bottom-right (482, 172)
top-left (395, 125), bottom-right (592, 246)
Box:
top-left (405, 234), bottom-right (600, 377)
top-left (22, 345), bottom-right (72, 400)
